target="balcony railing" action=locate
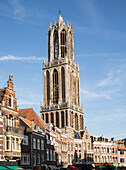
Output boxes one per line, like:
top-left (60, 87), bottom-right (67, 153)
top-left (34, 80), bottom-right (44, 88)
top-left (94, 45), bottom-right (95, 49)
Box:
top-left (41, 102), bottom-right (83, 113)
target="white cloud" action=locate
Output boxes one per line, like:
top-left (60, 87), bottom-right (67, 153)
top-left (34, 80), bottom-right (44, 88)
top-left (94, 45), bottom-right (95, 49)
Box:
top-left (0, 55), bottom-right (44, 61)
top-left (97, 69), bottom-right (122, 87)
top-left (81, 89), bottom-right (111, 100)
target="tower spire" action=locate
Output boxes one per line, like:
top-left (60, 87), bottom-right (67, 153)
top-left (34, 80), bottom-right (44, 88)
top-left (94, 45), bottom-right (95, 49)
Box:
top-left (59, 8), bottom-right (61, 16)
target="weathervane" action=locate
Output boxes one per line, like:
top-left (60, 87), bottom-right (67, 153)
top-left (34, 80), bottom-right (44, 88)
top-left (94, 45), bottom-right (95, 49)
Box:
top-left (59, 8), bottom-right (61, 15)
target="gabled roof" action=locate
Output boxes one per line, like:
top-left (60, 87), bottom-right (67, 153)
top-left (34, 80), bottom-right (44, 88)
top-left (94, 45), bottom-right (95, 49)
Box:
top-left (20, 117), bottom-right (35, 128)
top-left (115, 141), bottom-right (126, 150)
top-left (19, 108), bottom-right (50, 132)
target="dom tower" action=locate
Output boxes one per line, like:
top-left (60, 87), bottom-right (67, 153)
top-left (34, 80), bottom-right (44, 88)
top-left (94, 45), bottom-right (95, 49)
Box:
top-left (41, 13), bottom-right (84, 131)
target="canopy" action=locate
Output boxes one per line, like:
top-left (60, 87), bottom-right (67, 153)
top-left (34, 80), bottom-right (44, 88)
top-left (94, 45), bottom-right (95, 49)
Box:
top-left (6, 166), bottom-right (23, 170)
top-left (99, 166), bottom-right (106, 169)
top-left (0, 166), bottom-right (8, 170)
top-left (68, 166), bottom-right (79, 170)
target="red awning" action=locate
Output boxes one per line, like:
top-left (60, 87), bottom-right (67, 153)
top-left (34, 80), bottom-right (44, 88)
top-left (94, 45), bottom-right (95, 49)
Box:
top-left (68, 166), bottom-right (79, 170)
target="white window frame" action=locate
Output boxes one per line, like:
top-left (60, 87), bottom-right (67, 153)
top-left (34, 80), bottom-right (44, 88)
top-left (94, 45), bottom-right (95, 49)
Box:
top-left (5, 136), bottom-right (11, 151)
top-left (33, 153), bottom-right (36, 166)
top-left (50, 149), bottom-right (52, 161)
top-left (22, 135), bottom-right (28, 145)
top-left (41, 139), bottom-right (44, 150)
top-left (37, 139), bottom-right (40, 150)
top-left (47, 148), bottom-right (49, 161)
top-left (33, 138), bottom-right (36, 149)
top-left (21, 153), bottom-right (30, 165)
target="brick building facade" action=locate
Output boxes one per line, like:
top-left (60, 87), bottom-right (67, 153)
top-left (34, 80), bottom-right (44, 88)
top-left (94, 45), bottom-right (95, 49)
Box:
top-left (0, 75), bottom-right (22, 166)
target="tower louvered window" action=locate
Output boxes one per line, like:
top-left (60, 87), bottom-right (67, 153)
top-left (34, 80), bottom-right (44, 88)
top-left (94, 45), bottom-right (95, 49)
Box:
top-left (46, 71), bottom-right (50, 105)
top-left (61, 67), bottom-right (65, 102)
top-left (53, 69), bottom-right (59, 104)
top-left (61, 29), bottom-right (67, 58)
top-left (54, 30), bottom-right (59, 59)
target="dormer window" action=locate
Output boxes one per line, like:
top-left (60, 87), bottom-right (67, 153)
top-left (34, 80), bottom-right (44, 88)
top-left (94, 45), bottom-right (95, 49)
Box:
top-left (9, 94), bottom-right (13, 107)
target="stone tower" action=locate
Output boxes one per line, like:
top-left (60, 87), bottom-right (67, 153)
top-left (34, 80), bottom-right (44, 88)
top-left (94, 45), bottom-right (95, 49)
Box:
top-left (40, 13), bottom-right (84, 131)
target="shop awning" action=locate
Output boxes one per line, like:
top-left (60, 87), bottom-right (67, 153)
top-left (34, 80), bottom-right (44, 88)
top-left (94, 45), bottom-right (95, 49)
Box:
top-left (6, 166), bottom-right (23, 170)
top-left (0, 166), bottom-right (8, 170)
top-left (99, 166), bottom-right (106, 169)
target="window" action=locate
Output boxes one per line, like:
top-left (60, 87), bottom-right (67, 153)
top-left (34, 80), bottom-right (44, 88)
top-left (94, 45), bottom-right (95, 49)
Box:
top-left (71, 154), bottom-right (73, 163)
top-left (33, 138), bottom-right (36, 149)
top-left (50, 150), bottom-right (52, 161)
top-left (41, 153), bottom-right (44, 164)
top-left (54, 30), bottom-right (59, 59)
top-left (22, 135), bottom-right (28, 145)
top-left (68, 131), bottom-right (72, 138)
top-left (94, 147), bottom-right (96, 152)
top-left (9, 94), bottom-right (13, 107)
top-left (79, 144), bottom-right (81, 152)
top-left (33, 153), bottom-right (36, 166)
top-left (53, 69), bottom-right (59, 104)
top-left (68, 142), bottom-right (70, 151)
top-left (95, 156), bottom-right (97, 162)
top-left (120, 158), bottom-right (124, 163)
top-left (102, 147), bottom-right (104, 153)
top-left (61, 67), bottom-right (65, 103)
top-left (12, 137), bottom-right (15, 150)
top-left (84, 143), bottom-right (86, 150)
top-left (88, 143), bottom-right (90, 150)
top-left (75, 144), bottom-right (78, 151)
top-left (21, 153), bottom-right (30, 165)
top-left (97, 147), bottom-right (99, 152)
top-left (119, 143), bottom-right (123, 147)
top-left (53, 150), bottom-right (55, 161)
top-left (107, 156), bottom-right (109, 162)
top-left (60, 29), bottom-right (67, 58)
top-left (46, 71), bottom-right (50, 105)
top-left (47, 148), bottom-right (49, 161)
top-left (98, 156), bottom-right (100, 162)
top-left (85, 135), bottom-right (88, 139)
top-left (107, 147), bottom-right (109, 153)
top-left (112, 148), bottom-right (114, 153)
top-left (41, 139), bottom-right (44, 150)
top-left (120, 150), bottom-right (124, 155)
top-left (37, 154), bottom-right (40, 165)
top-left (16, 138), bottom-right (20, 151)
top-left (6, 136), bottom-right (10, 150)
top-left (71, 142), bottom-right (73, 151)
top-left (68, 154), bottom-right (70, 163)
top-left (37, 139), bottom-right (40, 150)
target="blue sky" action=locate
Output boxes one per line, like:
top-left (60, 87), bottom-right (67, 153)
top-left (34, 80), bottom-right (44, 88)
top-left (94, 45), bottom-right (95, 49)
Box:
top-left (0, 0), bottom-right (126, 140)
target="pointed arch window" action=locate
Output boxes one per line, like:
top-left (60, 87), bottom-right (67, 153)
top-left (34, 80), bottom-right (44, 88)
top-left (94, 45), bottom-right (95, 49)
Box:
top-left (61, 29), bottom-right (67, 58)
top-left (75, 113), bottom-right (78, 130)
top-left (46, 71), bottom-right (50, 105)
top-left (9, 94), bottom-right (13, 107)
top-left (54, 30), bottom-right (59, 59)
top-left (61, 67), bottom-right (65, 102)
top-left (53, 69), bottom-right (59, 104)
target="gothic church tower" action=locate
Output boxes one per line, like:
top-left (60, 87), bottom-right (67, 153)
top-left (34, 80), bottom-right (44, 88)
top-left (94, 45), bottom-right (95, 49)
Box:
top-left (41, 13), bottom-right (84, 131)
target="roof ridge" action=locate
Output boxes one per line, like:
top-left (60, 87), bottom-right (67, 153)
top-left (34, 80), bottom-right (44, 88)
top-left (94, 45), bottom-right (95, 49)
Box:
top-left (32, 108), bottom-right (49, 131)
